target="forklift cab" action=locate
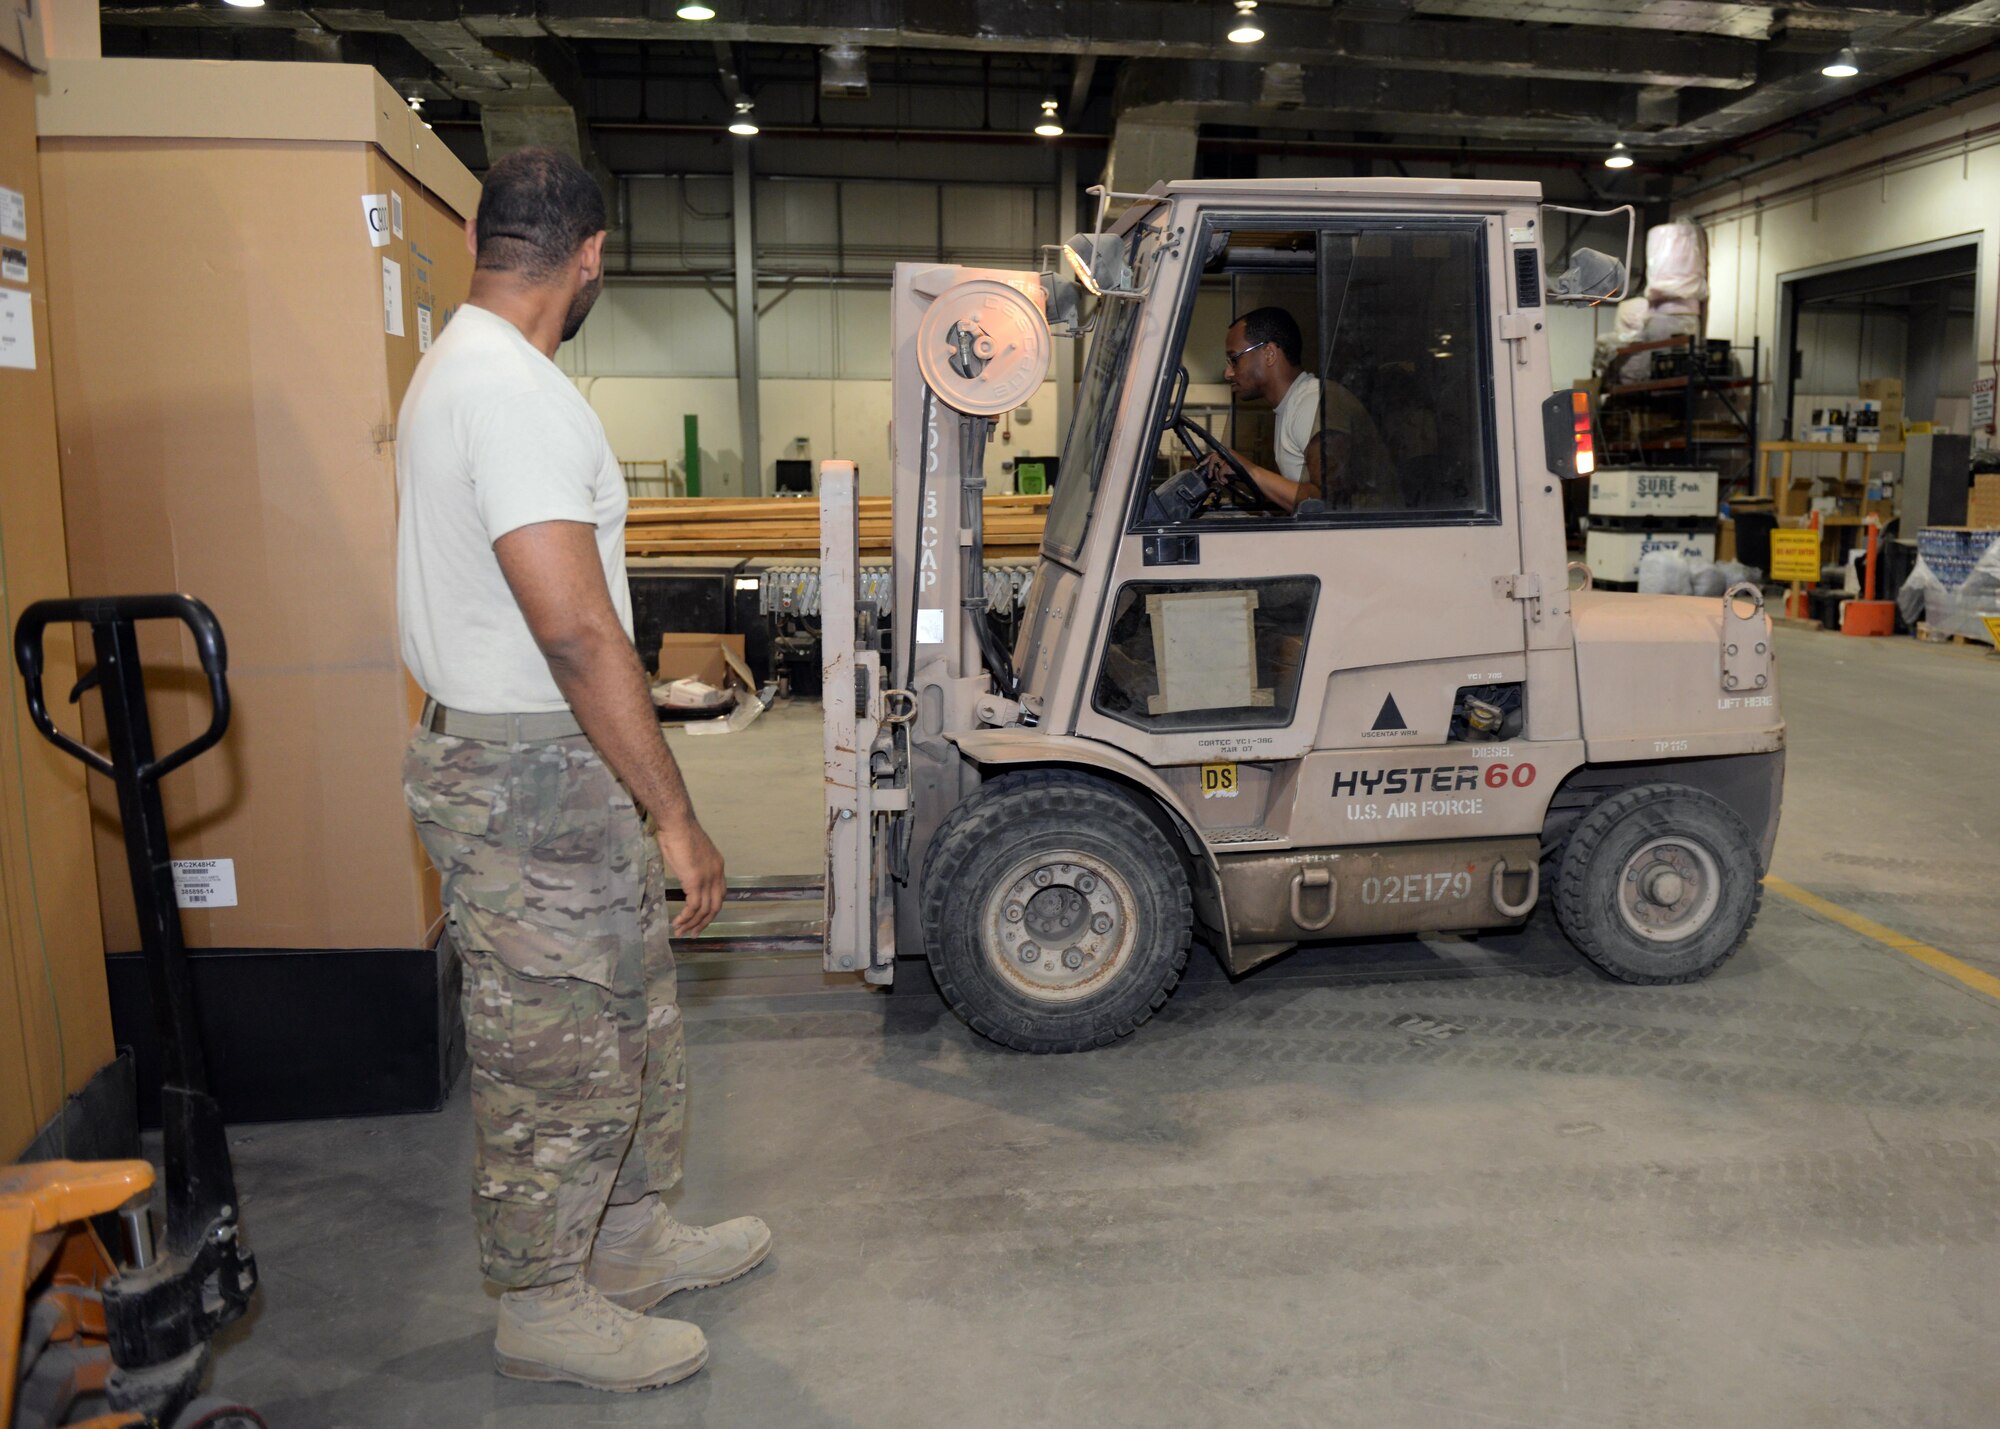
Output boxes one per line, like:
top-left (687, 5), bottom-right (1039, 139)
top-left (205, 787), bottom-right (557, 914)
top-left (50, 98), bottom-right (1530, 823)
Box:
top-left (1020, 182), bottom-right (1574, 813)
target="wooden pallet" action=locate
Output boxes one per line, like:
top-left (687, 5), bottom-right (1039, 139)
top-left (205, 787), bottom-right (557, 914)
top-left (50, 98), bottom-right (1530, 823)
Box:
top-left (625, 494), bottom-right (1050, 558)
top-left (1913, 622), bottom-right (1995, 648)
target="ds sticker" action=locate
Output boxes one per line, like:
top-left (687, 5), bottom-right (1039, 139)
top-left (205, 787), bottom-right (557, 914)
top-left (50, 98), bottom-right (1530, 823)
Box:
top-left (1201, 764), bottom-right (1239, 799)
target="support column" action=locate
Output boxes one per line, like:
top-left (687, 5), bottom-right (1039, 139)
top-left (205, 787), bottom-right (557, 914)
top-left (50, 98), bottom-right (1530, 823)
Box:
top-left (733, 141), bottom-right (762, 497)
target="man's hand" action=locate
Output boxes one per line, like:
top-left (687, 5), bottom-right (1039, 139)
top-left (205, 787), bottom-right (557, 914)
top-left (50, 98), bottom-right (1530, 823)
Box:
top-left (658, 816), bottom-right (725, 936)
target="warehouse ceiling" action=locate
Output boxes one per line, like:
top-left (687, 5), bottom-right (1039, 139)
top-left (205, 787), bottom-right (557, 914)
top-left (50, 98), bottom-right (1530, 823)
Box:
top-left (96, 0), bottom-right (2000, 198)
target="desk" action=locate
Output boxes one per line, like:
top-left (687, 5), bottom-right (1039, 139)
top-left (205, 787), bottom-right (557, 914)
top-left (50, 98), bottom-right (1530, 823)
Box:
top-left (1757, 441), bottom-right (1904, 516)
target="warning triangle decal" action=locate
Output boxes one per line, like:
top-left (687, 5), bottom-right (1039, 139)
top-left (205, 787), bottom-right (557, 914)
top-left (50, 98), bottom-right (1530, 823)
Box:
top-left (1371, 694), bottom-right (1408, 732)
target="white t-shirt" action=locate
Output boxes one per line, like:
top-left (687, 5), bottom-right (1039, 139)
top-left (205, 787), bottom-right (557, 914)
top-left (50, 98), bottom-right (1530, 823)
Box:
top-left (1272, 373), bottom-right (1321, 482)
top-left (396, 303), bottom-right (632, 715)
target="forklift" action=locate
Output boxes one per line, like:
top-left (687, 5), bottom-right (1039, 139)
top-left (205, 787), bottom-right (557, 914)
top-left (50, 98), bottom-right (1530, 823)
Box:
top-left (808, 177), bottom-right (1784, 1053)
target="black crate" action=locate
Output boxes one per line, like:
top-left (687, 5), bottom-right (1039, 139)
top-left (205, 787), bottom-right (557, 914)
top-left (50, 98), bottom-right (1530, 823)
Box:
top-left (107, 942), bottom-right (463, 1126)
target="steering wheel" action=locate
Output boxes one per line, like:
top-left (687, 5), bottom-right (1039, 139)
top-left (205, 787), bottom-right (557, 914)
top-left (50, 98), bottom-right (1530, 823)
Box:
top-left (1165, 368), bottom-right (1283, 514)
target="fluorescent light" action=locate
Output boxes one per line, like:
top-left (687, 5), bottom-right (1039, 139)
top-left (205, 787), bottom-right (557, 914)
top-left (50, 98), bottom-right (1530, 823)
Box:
top-left (728, 99), bottom-right (758, 136)
top-left (1822, 47), bottom-right (1859, 78)
top-left (1034, 98), bottom-right (1064, 138)
top-left (1604, 140), bottom-right (1635, 170)
top-left (677, 2), bottom-right (717, 18)
top-left (222, 0), bottom-right (266, 9)
top-left (406, 95), bottom-right (424, 111)
top-left (1227, 0), bottom-right (1263, 44)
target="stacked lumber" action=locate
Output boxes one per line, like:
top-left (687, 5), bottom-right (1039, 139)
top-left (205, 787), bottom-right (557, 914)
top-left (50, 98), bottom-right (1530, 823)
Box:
top-left (624, 494), bottom-right (1051, 558)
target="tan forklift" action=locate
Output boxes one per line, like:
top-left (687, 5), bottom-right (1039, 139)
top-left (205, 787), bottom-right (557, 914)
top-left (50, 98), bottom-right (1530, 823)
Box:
top-left (817, 178), bottom-right (1783, 1053)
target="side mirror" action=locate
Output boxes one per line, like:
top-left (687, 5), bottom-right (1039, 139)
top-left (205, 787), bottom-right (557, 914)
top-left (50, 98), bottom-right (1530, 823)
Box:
top-left (1540, 203), bottom-right (1636, 305)
top-left (1550, 248), bottom-right (1626, 302)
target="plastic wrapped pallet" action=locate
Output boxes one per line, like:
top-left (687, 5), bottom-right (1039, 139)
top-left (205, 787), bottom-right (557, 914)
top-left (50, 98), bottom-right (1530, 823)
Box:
top-left (1645, 223), bottom-right (1708, 303)
top-left (1922, 587), bottom-right (2000, 643)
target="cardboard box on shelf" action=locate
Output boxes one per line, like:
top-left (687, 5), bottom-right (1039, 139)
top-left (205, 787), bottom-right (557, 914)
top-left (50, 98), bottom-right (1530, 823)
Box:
top-left (1859, 378), bottom-right (1904, 442)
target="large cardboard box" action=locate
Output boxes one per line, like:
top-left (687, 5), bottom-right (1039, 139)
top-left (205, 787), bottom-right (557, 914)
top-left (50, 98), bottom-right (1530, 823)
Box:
top-left (37, 59), bottom-right (478, 956)
top-left (0, 44), bottom-right (114, 1156)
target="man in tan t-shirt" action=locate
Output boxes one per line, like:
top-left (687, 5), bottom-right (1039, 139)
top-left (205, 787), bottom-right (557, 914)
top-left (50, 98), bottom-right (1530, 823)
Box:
top-left (396, 146), bottom-right (766, 1394)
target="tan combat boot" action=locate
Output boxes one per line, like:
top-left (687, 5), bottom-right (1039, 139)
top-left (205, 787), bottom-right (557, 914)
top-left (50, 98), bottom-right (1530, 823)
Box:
top-left (495, 1276), bottom-right (707, 1392)
top-left (587, 1201), bottom-right (773, 1312)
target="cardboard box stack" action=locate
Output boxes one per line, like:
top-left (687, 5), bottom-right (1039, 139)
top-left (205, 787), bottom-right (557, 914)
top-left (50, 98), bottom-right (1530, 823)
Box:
top-left (1859, 378), bottom-right (1904, 443)
top-left (1969, 473), bottom-right (2000, 529)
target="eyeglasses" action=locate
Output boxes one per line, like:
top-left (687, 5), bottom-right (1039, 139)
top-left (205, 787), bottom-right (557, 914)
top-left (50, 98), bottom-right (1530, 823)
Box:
top-left (1223, 340), bottom-right (1270, 368)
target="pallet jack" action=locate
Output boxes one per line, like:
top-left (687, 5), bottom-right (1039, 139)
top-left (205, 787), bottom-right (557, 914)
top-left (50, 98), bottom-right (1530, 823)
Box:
top-left (7, 595), bottom-right (261, 1428)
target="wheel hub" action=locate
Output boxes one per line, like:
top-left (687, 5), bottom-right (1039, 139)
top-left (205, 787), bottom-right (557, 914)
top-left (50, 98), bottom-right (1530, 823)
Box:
top-left (1616, 836), bottom-right (1722, 944)
top-left (982, 852), bottom-right (1135, 1003)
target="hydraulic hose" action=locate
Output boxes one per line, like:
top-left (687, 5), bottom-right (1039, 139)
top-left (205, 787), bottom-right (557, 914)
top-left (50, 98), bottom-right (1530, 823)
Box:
top-left (957, 410), bottom-right (1020, 699)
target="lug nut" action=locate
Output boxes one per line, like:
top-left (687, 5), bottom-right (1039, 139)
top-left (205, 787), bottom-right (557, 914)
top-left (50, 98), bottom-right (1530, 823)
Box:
top-left (1076, 874), bottom-right (1097, 893)
top-left (1020, 944), bottom-right (1040, 964)
top-left (1091, 912), bottom-right (1113, 934)
top-left (1062, 948), bottom-right (1084, 969)
top-left (1005, 905), bottom-right (1023, 923)
top-left (1033, 868), bottom-right (1054, 886)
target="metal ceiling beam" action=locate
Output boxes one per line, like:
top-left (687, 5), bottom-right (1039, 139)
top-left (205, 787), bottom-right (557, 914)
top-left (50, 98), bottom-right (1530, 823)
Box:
top-left (1114, 58), bottom-right (1632, 145)
top-left (95, 0), bottom-right (1763, 91)
top-left (519, 0), bottom-right (1762, 89)
top-left (1650, 0), bottom-right (2000, 144)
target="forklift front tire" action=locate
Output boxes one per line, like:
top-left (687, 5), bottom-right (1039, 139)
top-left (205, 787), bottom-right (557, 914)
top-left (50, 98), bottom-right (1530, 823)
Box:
top-left (921, 770), bottom-right (1193, 1052)
top-left (1553, 782), bottom-right (1763, 985)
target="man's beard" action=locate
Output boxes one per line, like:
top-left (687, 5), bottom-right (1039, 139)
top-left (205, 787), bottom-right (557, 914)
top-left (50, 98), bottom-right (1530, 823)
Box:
top-left (560, 273), bottom-right (603, 343)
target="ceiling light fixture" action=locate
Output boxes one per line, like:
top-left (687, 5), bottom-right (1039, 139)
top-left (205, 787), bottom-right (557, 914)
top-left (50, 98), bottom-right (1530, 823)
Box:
top-left (728, 98), bottom-right (759, 137)
top-left (1822, 47), bottom-right (1859, 78)
top-left (406, 95), bottom-right (424, 112)
top-left (1034, 98), bottom-right (1064, 138)
top-left (676, 1), bottom-right (717, 19)
top-left (1227, 0), bottom-right (1263, 44)
top-left (222, 0), bottom-right (266, 9)
top-left (1604, 140), bottom-right (1635, 170)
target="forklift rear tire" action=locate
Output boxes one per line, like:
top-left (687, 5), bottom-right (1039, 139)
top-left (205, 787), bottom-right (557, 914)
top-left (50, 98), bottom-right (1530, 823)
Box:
top-left (1553, 782), bottom-right (1762, 985)
top-left (921, 770), bottom-right (1193, 1052)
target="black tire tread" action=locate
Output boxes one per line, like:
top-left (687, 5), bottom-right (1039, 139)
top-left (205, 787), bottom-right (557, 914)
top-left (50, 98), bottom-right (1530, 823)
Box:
top-left (920, 769), bottom-right (1192, 1053)
top-left (1553, 782), bottom-right (1763, 986)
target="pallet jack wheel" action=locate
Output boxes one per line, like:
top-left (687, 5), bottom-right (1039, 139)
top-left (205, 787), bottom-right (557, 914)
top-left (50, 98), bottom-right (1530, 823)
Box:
top-left (169, 1398), bottom-right (268, 1429)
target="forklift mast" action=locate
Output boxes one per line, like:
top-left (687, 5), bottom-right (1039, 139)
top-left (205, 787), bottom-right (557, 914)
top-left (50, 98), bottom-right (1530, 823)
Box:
top-left (823, 263), bottom-right (1052, 982)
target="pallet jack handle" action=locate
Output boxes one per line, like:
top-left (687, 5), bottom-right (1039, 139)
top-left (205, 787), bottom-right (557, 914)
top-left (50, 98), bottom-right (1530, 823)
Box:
top-left (11, 594), bottom-right (256, 1397)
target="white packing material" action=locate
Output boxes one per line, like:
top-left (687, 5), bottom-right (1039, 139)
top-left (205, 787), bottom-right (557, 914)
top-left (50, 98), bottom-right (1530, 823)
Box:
top-left (1690, 560), bottom-right (1761, 597)
top-left (1644, 222), bottom-right (1708, 303)
top-left (1896, 554), bottom-right (1945, 626)
top-left (1637, 549), bottom-right (1696, 595)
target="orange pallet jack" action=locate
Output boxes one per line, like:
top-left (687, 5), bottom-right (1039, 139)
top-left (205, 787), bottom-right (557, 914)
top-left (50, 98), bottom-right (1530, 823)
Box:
top-left (9, 595), bottom-right (261, 1429)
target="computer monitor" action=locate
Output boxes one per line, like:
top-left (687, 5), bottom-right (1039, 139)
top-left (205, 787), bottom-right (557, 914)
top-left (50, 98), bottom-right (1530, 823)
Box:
top-left (773, 459), bottom-right (813, 495)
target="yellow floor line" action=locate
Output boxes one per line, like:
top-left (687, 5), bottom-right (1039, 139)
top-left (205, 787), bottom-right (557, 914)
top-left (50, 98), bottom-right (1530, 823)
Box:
top-left (1765, 875), bottom-right (2000, 1003)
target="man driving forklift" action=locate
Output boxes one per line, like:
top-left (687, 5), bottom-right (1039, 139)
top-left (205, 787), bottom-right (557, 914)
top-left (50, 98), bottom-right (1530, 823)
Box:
top-left (1199, 306), bottom-right (1394, 514)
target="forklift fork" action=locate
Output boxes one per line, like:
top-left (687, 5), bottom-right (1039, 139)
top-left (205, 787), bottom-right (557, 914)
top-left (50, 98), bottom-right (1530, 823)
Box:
top-left (13, 594), bottom-right (258, 1419)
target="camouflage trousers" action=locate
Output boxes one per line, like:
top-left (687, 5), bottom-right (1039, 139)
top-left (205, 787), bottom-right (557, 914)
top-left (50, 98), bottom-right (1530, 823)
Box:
top-left (403, 727), bottom-right (685, 1289)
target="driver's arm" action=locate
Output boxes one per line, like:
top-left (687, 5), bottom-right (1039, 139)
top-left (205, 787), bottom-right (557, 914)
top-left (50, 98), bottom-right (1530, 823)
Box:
top-left (1206, 447), bottom-right (1305, 513)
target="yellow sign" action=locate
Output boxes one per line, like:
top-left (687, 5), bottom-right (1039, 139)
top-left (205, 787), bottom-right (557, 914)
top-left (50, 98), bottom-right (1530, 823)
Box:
top-left (1983, 615), bottom-right (2000, 648)
top-left (1769, 529), bottom-right (1822, 584)
top-left (1200, 763), bottom-right (1239, 799)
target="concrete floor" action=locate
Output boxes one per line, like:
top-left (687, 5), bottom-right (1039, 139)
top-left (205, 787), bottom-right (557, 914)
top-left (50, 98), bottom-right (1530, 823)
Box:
top-left (204, 628), bottom-right (2000, 1427)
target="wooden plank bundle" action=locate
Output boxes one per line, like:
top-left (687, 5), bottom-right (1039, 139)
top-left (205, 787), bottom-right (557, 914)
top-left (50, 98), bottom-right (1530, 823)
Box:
top-left (625, 494), bottom-right (1052, 558)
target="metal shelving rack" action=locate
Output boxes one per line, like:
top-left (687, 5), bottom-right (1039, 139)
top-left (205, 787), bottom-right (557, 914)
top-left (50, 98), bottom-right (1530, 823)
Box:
top-left (1599, 335), bottom-right (1761, 491)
